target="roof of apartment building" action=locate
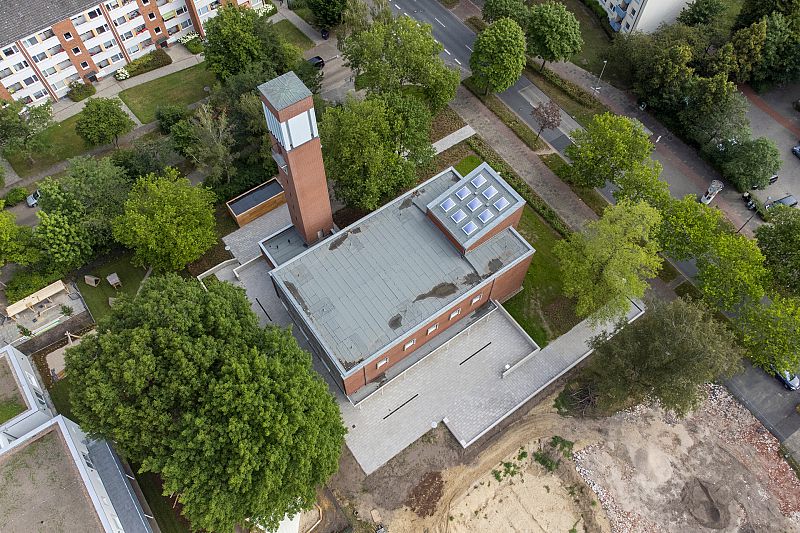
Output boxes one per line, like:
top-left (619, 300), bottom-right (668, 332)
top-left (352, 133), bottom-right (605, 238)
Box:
top-left (257, 71), bottom-right (312, 112)
top-left (0, 349), bottom-right (27, 423)
top-left (270, 164), bottom-right (534, 372)
top-left (0, 0), bottom-right (97, 46)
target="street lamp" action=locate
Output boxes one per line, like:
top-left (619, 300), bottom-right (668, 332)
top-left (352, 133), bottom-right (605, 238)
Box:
top-left (592, 60), bottom-right (608, 95)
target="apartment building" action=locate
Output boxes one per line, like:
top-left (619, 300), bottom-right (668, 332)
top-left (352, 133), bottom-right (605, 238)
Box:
top-left (598, 0), bottom-right (690, 33)
top-left (0, 0), bottom-right (260, 105)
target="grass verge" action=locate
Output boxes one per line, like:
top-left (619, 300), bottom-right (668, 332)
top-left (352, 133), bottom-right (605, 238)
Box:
top-left (118, 63), bottom-right (215, 124)
top-left (272, 19), bottom-right (314, 51)
top-left (437, 0), bottom-right (459, 7)
top-left (523, 63), bottom-right (607, 127)
top-left (5, 113), bottom-right (87, 177)
top-left (48, 376), bottom-right (74, 420)
top-left (462, 76), bottom-right (548, 152)
top-left (132, 469), bottom-right (191, 533)
top-left (289, 5), bottom-right (316, 27)
top-left (77, 253), bottom-right (147, 323)
top-left (539, 153), bottom-right (608, 216)
top-left (454, 154), bottom-right (481, 176)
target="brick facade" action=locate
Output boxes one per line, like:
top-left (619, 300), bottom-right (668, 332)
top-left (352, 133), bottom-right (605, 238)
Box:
top-left (51, 19), bottom-right (98, 82)
top-left (135, 0), bottom-right (169, 47)
top-left (0, 82), bottom-right (11, 101)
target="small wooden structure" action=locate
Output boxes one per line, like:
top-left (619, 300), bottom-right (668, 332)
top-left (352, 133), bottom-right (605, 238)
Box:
top-left (226, 179), bottom-right (286, 227)
top-left (84, 275), bottom-right (101, 287)
top-left (5, 280), bottom-right (66, 320)
top-left (106, 273), bottom-right (122, 289)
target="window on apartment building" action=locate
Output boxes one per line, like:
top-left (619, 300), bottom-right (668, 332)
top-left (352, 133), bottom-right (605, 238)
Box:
top-left (128, 45), bottom-right (139, 54)
top-left (26, 36), bottom-right (39, 46)
top-left (3, 45), bottom-right (19, 56)
top-left (427, 324), bottom-right (439, 335)
top-left (96, 24), bottom-right (109, 34)
top-left (129, 9), bottom-right (140, 18)
top-left (57, 59), bottom-right (72, 69)
top-left (47, 45), bottom-right (64, 55)
top-left (80, 31), bottom-right (94, 41)
top-left (198, 6), bottom-right (210, 15)
top-left (13, 61), bottom-right (29, 71)
top-left (22, 75), bottom-right (38, 86)
top-left (72, 47), bottom-right (81, 54)
top-left (148, 12), bottom-right (156, 20)
top-left (134, 24), bottom-right (146, 34)
top-left (114, 15), bottom-right (126, 26)
top-left (88, 7), bottom-right (102, 18)
top-left (103, 39), bottom-right (115, 48)
top-left (155, 27), bottom-right (163, 34)
top-left (449, 308), bottom-right (461, 320)
top-left (110, 53), bottom-right (123, 62)
top-left (43, 66), bottom-right (57, 76)
top-left (21, 95), bottom-right (33, 104)
top-left (97, 59), bottom-right (110, 68)
top-left (142, 0), bottom-right (150, 4)
top-left (624, 22), bottom-right (630, 29)
top-left (39, 29), bottom-right (55, 40)
top-left (64, 31), bottom-right (73, 40)
top-left (0, 68), bottom-right (12, 78)
top-left (630, 8), bottom-right (636, 15)
top-left (168, 24), bottom-right (179, 35)
top-left (180, 19), bottom-right (192, 29)
top-left (32, 52), bottom-right (48, 62)
top-left (7, 82), bottom-right (23, 92)
top-left (121, 30), bottom-right (134, 40)
top-left (106, 0), bottom-right (120, 8)
top-left (403, 339), bottom-right (416, 351)
top-left (52, 79), bottom-right (67, 89)
top-left (376, 358), bottom-right (389, 369)
top-left (141, 38), bottom-right (153, 46)
top-left (471, 294), bottom-right (482, 306)
top-left (176, 5), bottom-right (187, 14)
top-left (87, 46), bottom-right (102, 55)
top-left (80, 61), bottom-right (89, 69)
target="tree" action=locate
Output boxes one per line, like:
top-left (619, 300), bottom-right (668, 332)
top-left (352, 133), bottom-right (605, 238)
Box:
top-left (75, 98), bottom-right (135, 147)
top-left (565, 112), bottom-right (654, 189)
top-left (697, 233), bottom-right (768, 312)
top-left (35, 210), bottom-right (92, 269)
top-left (678, 74), bottom-right (750, 149)
top-left (526, 1), bottom-right (583, 70)
top-left (111, 137), bottom-right (175, 180)
top-left (65, 274), bottom-right (345, 532)
top-left (113, 168), bottom-right (217, 270)
top-left (677, 0), bottom-right (725, 26)
top-left (756, 205), bottom-right (800, 294)
top-left (531, 100), bottom-right (561, 141)
top-left (612, 159), bottom-right (671, 210)
top-left (730, 19), bottom-right (768, 83)
top-left (0, 204), bottom-right (37, 267)
top-left (735, 0), bottom-right (800, 31)
top-left (342, 11), bottom-right (460, 110)
top-left (483, 0), bottom-right (528, 25)
top-left (658, 195), bottom-right (725, 261)
top-left (738, 295), bottom-right (800, 374)
top-left (308, 0), bottom-right (347, 27)
top-left (320, 94), bottom-right (432, 211)
top-left (182, 104), bottom-right (237, 187)
top-left (583, 298), bottom-right (743, 416)
top-left (204, 6), bottom-right (270, 79)
top-left (554, 200), bottom-right (662, 322)
top-left (750, 12), bottom-right (800, 89)
top-left (721, 137), bottom-right (782, 191)
top-left (631, 43), bottom-right (694, 114)
top-left (470, 18), bottom-right (527, 95)
top-left (0, 100), bottom-right (53, 162)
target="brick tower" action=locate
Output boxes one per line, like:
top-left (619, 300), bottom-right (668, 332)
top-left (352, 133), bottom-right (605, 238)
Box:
top-left (258, 72), bottom-right (333, 245)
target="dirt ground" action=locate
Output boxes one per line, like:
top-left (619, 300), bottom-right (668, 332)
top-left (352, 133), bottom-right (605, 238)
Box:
top-left (330, 384), bottom-right (800, 533)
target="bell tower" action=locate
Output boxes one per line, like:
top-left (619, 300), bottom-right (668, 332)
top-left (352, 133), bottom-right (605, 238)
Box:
top-left (258, 72), bottom-right (333, 245)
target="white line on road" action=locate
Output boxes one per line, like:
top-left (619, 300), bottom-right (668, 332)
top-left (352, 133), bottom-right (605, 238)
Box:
top-left (465, 45), bottom-right (473, 52)
top-left (404, 11), bottom-right (408, 16)
top-left (444, 48), bottom-right (451, 55)
top-left (455, 58), bottom-right (461, 65)
top-left (434, 17), bottom-right (446, 27)
top-left (394, 3), bottom-right (400, 8)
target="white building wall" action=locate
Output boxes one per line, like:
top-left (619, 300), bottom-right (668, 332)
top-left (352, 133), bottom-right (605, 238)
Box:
top-left (0, 345), bottom-right (53, 449)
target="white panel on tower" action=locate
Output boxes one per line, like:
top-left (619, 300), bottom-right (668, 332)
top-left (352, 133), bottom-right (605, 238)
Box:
top-left (309, 107), bottom-right (319, 138)
top-left (287, 113), bottom-right (313, 148)
top-left (262, 102), bottom-right (286, 147)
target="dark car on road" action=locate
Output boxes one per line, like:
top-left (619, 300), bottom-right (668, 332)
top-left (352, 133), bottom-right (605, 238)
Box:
top-left (307, 56), bottom-right (325, 69)
top-left (792, 143), bottom-right (800, 159)
top-left (765, 195), bottom-right (798, 210)
top-left (776, 368), bottom-right (800, 391)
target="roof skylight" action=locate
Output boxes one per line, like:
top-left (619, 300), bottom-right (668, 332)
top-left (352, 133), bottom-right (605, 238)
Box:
top-left (478, 209), bottom-right (493, 223)
top-left (471, 174), bottom-right (487, 188)
top-left (467, 197), bottom-right (482, 212)
top-left (483, 186), bottom-right (498, 199)
top-left (494, 197), bottom-right (510, 211)
top-left (456, 187), bottom-right (470, 200)
top-left (440, 197), bottom-right (456, 212)
top-left (451, 209), bottom-right (467, 223)
top-left (463, 221), bottom-right (479, 235)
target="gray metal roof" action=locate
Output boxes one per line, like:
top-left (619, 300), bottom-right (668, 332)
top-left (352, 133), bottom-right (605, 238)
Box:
top-left (427, 162), bottom-right (525, 249)
top-left (270, 167), bottom-right (534, 372)
top-left (0, 0), bottom-right (98, 47)
top-left (257, 71), bottom-right (312, 112)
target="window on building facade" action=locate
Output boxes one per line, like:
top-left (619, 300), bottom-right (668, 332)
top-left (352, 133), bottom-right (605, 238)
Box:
top-left (154, 26), bottom-right (162, 34)
top-left (106, 0), bottom-right (120, 8)
top-left (32, 52), bottom-right (47, 62)
top-left (624, 22), bottom-right (630, 29)
top-left (103, 40), bottom-right (115, 49)
top-left (3, 45), bottom-right (19, 56)
top-left (148, 12), bottom-right (156, 20)
top-left (128, 45), bottom-right (139, 54)
top-left (43, 66), bottom-right (57, 76)
top-left (82, 453), bottom-right (95, 470)
top-left (72, 47), bottom-right (81, 54)
top-left (180, 19), bottom-right (192, 29)
top-left (80, 61), bottom-right (89, 69)
top-left (449, 308), bottom-right (461, 320)
top-left (88, 8), bottom-right (102, 18)
top-left (0, 68), bottom-right (12, 78)
top-left (39, 29), bottom-right (55, 40)
top-left (111, 53), bottom-right (123, 62)
top-left (115, 16), bottom-right (126, 26)
top-left (96, 24), bottom-right (109, 34)
top-left (97, 59), bottom-right (110, 68)
top-left (13, 61), bottom-right (29, 71)
top-left (7, 82), bottom-right (23, 92)
top-left (26, 36), bottom-right (39, 46)
top-left (376, 358), bottom-right (389, 368)
top-left (64, 31), bottom-right (74, 40)
top-left (176, 5), bottom-right (187, 14)
top-left (47, 45), bottom-right (64, 55)
top-left (52, 79), bottom-right (67, 89)
top-left (403, 339), bottom-right (416, 351)
top-left (427, 324), bottom-right (439, 335)
top-left (22, 75), bottom-right (38, 85)
top-left (198, 6), bottom-right (210, 15)
top-left (121, 30), bottom-right (134, 40)
top-left (87, 46), bottom-right (102, 55)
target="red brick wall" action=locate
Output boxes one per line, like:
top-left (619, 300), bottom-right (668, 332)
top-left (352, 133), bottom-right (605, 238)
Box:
top-left (466, 205), bottom-right (523, 252)
top-left (489, 254), bottom-right (532, 302)
top-left (0, 82), bottom-right (11, 101)
top-left (135, 0), bottom-right (169, 46)
top-left (52, 19), bottom-right (98, 82)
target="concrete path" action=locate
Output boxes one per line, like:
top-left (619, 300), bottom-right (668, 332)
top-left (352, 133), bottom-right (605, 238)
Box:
top-left (450, 86), bottom-right (597, 231)
top-left (433, 125), bottom-right (475, 154)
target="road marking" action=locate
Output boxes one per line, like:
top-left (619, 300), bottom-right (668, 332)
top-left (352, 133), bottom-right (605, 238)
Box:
top-left (444, 48), bottom-right (451, 55)
top-left (394, 3), bottom-right (400, 8)
top-left (466, 45), bottom-right (473, 52)
top-left (434, 17), bottom-right (446, 27)
top-left (454, 58), bottom-right (462, 65)
top-left (404, 11), bottom-right (408, 16)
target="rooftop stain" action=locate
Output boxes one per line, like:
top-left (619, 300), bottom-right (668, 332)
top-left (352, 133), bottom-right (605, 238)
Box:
top-left (414, 282), bottom-right (458, 302)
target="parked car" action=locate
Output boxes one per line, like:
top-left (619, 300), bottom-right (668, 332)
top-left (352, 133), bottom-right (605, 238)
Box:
top-left (307, 56), bottom-right (325, 69)
top-left (752, 174), bottom-right (779, 189)
top-left (764, 195), bottom-right (798, 211)
top-left (25, 189), bottom-right (41, 207)
top-left (774, 368), bottom-right (800, 391)
top-left (792, 143), bottom-right (800, 159)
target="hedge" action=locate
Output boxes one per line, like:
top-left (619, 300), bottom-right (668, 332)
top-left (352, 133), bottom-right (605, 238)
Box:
top-left (184, 38), bottom-right (204, 54)
top-left (126, 48), bottom-right (172, 77)
top-left (67, 80), bottom-right (96, 102)
top-left (3, 187), bottom-right (29, 206)
top-left (5, 268), bottom-right (65, 304)
top-left (526, 60), bottom-right (605, 111)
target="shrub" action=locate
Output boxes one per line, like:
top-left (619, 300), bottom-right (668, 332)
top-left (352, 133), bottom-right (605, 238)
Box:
top-left (67, 80), bottom-right (96, 101)
top-left (114, 67), bottom-right (130, 80)
top-left (5, 267), bottom-right (65, 304)
top-left (125, 49), bottom-right (172, 77)
top-left (4, 187), bottom-right (29, 206)
top-left (155, 104), bottom-right (190, 134)
top-left (185, 38), bottom-right (204, 54)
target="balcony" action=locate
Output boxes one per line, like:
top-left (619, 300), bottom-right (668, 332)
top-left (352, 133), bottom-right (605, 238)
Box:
top-left (610, 20), bottom-right (622, 31)
top-left (613, 4), bottom-right (627, 19)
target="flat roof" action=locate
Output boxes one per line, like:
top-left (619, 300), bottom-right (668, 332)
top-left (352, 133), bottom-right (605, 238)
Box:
top-left (259, 225), bottom-right (308, 267)
top-left (0, 426), bottom-right (104, 532)
top-left (270, 167), bottom-right (533, 372)
top-left (257, 71), bottom-right (312, 112)
top-left (226, 179), bottom-right (283, 216)
top-left (428, 163), bottom-right (525, 249)
top-left (0, 351), bottom-right (26, 424)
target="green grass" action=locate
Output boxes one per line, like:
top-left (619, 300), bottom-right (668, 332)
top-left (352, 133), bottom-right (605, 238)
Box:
top-left (5, 113), bottom-right (87, 177)
top-left (48, 376), bottom-right (74, 420)
top-left (539, 153), bottom-right (609, 216)
top-left (454, 154), bottom-right (482, 176)
top-left (78, 253), bottom-right (147, 323)
top-left (0, 399), bottom-right (26, 424)
top-left (118, 64), bottom-right (215, 124)
top-left (289, 5), bottom-right (316, 27)
top-left (132, 469), bottom-right (191, 533)
top-left (503, 206), bottom-right (580, 346)
top-left (523, 66), bottom-right (607, 127)
top-left (272, 19), bottom-right (314, 51)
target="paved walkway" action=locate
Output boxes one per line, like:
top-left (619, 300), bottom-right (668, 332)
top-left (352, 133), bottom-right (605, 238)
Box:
top-left (433, 125), bottom-right (475, 154)
top-left (450, 85), bottom-right (598, 230)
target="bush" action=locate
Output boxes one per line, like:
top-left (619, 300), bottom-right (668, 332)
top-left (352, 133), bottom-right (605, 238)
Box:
top-left (3, 187), bottom-right (29, 206)
top-left (126, 49), bottom-right (173, 77)
top-left (155, 104), bottom-right (190, 134)
top-left (5, 267), bottom-right (65, 304)
top-left (184, 38), bottom-right (204, 54)
top-left (67, 80), bottom-right (96, 102)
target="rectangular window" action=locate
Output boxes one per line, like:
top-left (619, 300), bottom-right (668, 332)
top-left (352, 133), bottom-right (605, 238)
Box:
top-left (376, 358), bottom-right (388, 369)
top-left (148, 12), bottom-right (156, 20)
top-left (180, 19), bottom-right (191, 29)
top-left (471, 294), bottom-right (482, 306)
top-left (103, 40), bottom-right (115, 49)
top-left (13, 61), bottom-right (29, 71)
top-left (176, 5), bottom-right (187, 14)
top-left (154, 26), bottom-right (162, 34)
top-left (449, 308), bottom-right (461, 320)
top-left (128, 45), bottom-right (139, 54)
top-left (198, 6), bottom-right (209, 15)
top-left (115, 16), bottom-right (127, 26)
top-left (426, 324), bottom-right (439, 335)
top-left (624, 22), bottom-right (631, 29)
top-left (403, 339), bottom-right (416, 351)
top-left (32, 52), bottom-right (47, 62)
top-left (52, 79), bottom-right (67, 89)
top-left (111, 53), bottom-right (123, 62)
top-left (121, 31), bottom-right (134, 40)
top-left (3, 46), bottom-right (16, 56)
top-left (72, 47), bottom-right (81, 54)
top-left (22, 75), bottom-right (38, 85)
top-left (97, 59), bottom-right (110, 68)
top-left (80, 61), bottom-right (89, 69)
top-left (34, 389), bottom-right (46, 405)
top-left (88, 8), bottom-right (102, 19)
top-left (142, 0), bottom-right (150, 3)
top-left (26, 36), bottom-right (39, 46)
top-left (106, 0), bottom-right (120, 8)
top-left (39, 29), bottom-right (55, 40)
top-left (43, 66), bottom-right (57, 76)
top-left (96, 24), bottom-right (109, 34)
top-left (0, 67), bottom-right (12, 78)
top-left (64, 31), bottom-right (73, 40)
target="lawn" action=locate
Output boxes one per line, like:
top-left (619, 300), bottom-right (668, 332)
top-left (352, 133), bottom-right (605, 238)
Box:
top-left (5, 113), bottom-right (87, 177)
top-left (503, 205), bottom-right (580, 346)
top-left (118, 63), bottom-right (215, 124)
top-left (0, 399), bottom-right (26, 424)
top-left (132, 469), bottom-right (191, 533)
top-left (48, 376), bottom-right (74, 420)
top-left (272, 19), bottom-right (314, 51)
top-left (454, 154), bottom-right (482, 176)
top-left (77, 253), bottom-right (147, 323)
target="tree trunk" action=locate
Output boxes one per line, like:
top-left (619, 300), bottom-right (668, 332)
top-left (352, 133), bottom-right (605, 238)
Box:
top-left (541, 59), bottom-right (546, 71)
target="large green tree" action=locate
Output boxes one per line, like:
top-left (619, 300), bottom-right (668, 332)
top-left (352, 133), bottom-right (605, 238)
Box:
top-left (721, 137), bottom-right (782, 191)
top-left (750, 12), bottom-right (800, 89)
top-left (75, 98), bottom-right (135, 147)
top-left (554, 200), bottom-right (662, 322)
top-left (735, 0), bottom-right (800, 31)
top-left (657, 195), bottom-right (725, 261)
top-left (612, 159), bottom-right (671, 210)
top-left (182, 104), bottom-right (237, 187)
top-left (583, 298), bottom-right (743, 416)
top-left (341, 11), bottom-right (459, 110)
top-left (0, 204), bottom-right (37, 267)
top-left (756, 205), bottom-right (800, 294)
top-left (677, 0), bottom-right (725, 26)
top-left (678, 74), bottom-right (750, 149)
top-left (482, 0), bottom-right (528, 25)
top-left (308, 0), bottom-right (347, 27)
top-left (470, 18), bottom-right (527, 95)
top-left (319, 94), bottom-right (433, 211)
top-left (630, 43), bottom-right (695, 114)
top-left (697, 233), bottom-right (768, 312)
top-left (730, 19), bottom-right (768, 83)
top-left (526, 1), bottom-right (583, 70)
top-left (65, 274), bottom-right (345, 533)
top-left (113, 168), bottom-right (217, 270)
top-left (34, 210), bottom-right (91, 270)
top-left (738, 294), bottom-right (800, 374)
top-left (111, 137), bottom-right (175, 181)
top-left (0, 100), bottom-right (53, 163)
top-left (565, 112), bottom-right (654, 189)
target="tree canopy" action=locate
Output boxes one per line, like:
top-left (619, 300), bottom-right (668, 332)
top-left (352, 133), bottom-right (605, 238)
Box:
top-left (583, 298), bottom-right (743, 416)
top-left (65, 274), bottom-right (345, 532)
top-left (612, 159), bottom-right (671, 210)
top-left (750, 12), bottom-right (800, 89)
top-left (657, 195), bottom-right (725, 261)
top-left (697, 233), bottom-right (768, 312)
top-left (75, 97), bottom-right (135, 147)
top-left (738, 294), bottom-right (800, 374)
top-left (565, 112), bottom-right (654, 189)
top-left (0, 205), bottom-right (37, 267)
top-left (756, 205), bottom-right (800, 294)
top-left (181, 104), bottom-right (237, 187)
top-left (482, 0), bottom-right (528, 25)
top-left (554, 200), bottom-right (662, 322)
top-left (0, 100), bottom-right (52, 162)
top-left (113, 168), bottom-right (217, 270)
top-left (677, 0), bottom-right (726, 26)
top-left (470, 18), bottom-right (527, 95)
top-left (34, 210), bottom-right (91, 270)
top-left (308, 0), bottom-right (347, 28)
top-left (721, 137), bottom-right (782, 191)
top-left (526, 1), bottom-right (583, 70)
